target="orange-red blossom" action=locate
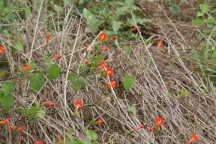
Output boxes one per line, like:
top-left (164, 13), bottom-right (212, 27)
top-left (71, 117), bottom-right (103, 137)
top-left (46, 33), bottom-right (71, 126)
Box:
top-left (80, 59), bottom-right (89, 64)
top-left (105, 68), bottom-right (113, 77)
top-left (0, 118), bottom-right (9, 125)
top-left (52, 55), bottom-right (62, 59)
top-left (0, 46), bottom-right (5, 53)
top-left (23, 64), bottom-right (30, 72)
top-left (97, 62), bottom-right (108, 71)
top-left (9, 126), bottom-right (14, 131)
top-left (186, 134), bottom-right (199, 144)
top-left (108, 36), bottom-right (116, 41)
top-left (19, 125), bottom-right (23, 133)
top-left (95, 119), bottom-right (103, 126)
top-left (74, 101), bottom-right (83, 113)
top-left (130, 26), bottom-right (137, 32)
top-left (99, 33), bottom-right (106, 41)
top-left (107, 80), bottom-right (117, 88)
top-left (46, 33), bottom-right (51, 46)
top-left (34, 142), bottom-right (43, 144)
top-left (57, 136), bottom-right (63, 144)
top-left (129, 124), bottom-right (144, 133)
top-left (157, 41), bottom-right (163, 47)
top-left (155, 117), bottom-right (164, 128)
top-left (44, 102), bottom-right (55, 107)
top-left (100, 47), bottom-right (109, 51)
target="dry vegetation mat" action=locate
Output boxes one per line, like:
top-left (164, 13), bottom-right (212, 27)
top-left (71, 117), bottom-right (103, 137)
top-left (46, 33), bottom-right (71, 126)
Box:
top-left (0, 0), bottom-right (216, 144)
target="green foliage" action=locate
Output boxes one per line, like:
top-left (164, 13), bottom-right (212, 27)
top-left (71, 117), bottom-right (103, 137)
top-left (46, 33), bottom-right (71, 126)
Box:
top-left (83, 8), bottom-right (102, 33)
top-left (128, 104), bottom-right (136, 116)
top-left (81, 0), bottom-right (151, 40)
top-left (0, 82), bottom-right (14, 112)
top-left (178, 90), bottom-right (189, 97)
top-left (169, 5), bottom-right (180, 16)
top-left (68, 74), bottom-right (86, 93)
top-left (192, 2), bottom-right (216, 85)
top-left (86, 129), bottom-right (98, 141)
top-left (30, 72), bottom-right (45, 93)
top-left (0, 71), bottom-right (6, 78)
top-left (45, 56), bottom-right (52, 68)
top-left (48, 64), bottom-right (61, 80)
top-left (15, 40), bottom-right (24, 52)
top-left (123, 76), bottom-right (135, 92)
top-left (168, 0), bottom-right (188, 16)
top-left (16, 104), bottom-right (45, 125)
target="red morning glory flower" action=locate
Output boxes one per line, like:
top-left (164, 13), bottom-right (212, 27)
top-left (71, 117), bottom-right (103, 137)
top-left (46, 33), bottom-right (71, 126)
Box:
top-left (99, 33), bottom-right (106, 41)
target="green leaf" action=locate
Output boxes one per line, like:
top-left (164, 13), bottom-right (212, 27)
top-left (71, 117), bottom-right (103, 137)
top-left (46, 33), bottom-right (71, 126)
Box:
top-left (68, 74), bottom-right (86, 93)
top-left (112, 21), bottom-right (122, 33)
top-left (178, 90), bottom-right (190, 96)
top-left (192, 19), bottom-right (204, 27)
top-left (83, 8), bottom-right (98, 26)
top-left (0, 92), bottom-right (14, 112)
top-left (45, 56), bottom-right (52, 68)
top-left (0, 81), bottom-right (14, 112)
top-left (3, 30), bottom-right (9, 38)
top-left (83, 8), bottom-right (101, 32)
top-left (1, 82), bottom-right (14, 96)
top-left (200, 3), bottom-right (209, 14)
top-left (86, 129), bottom-right (97, 141)
top-left (29, 62), bottom-right (37, 70)
top-left (35, 110), bottom-right (45, 119)
top-left (168, 0), bottom-right (175, 4)
top-left (125, 0), bottom-right (134, 6)
top-left (16, 40), bottom-right (24, 51)
top-left (48, 64), bottom-right (61, 80)
top-left (69, 139), bottom-right (83, 144)
top-left (30, 72), bottom-right (44, 93)
top-left (0, 71), bottom-right (5, 78)
top-left (123, 76), bottom-right (135, 92)
top-left (169, 5), bottom-right (180, 16)
top-left (128, 104), bottom-right (136, 116)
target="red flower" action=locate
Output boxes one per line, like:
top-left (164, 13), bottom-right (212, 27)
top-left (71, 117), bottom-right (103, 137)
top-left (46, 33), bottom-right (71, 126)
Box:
top-left (0, 118), bottom-right (9, 125)
top-left (0, 46), bottom-right (5, 53)
top-left (44, 102), bottom-right (55, 107)
top-left (34, 142), bottom-right (43, 144)
top-left (99, 33), bottom-right (106, 41)
top-left (96, 62), bottom-right (108, 71)
top-left (157, 41), bottom-right (163, 47)
top-left (108, 36), bottom-right (116, 41)
top-left (130, 26), bottom-right (137, 32)
top-left (147, 127), bottom-right (153, 132)
top-left (186, 134), bottom-right (199, 144)
top-left (105, 68), bottom-right (113, 77)
top-left (19, 126), bottom-right (23, 133)
top-left (84, 43), bottom-right (88, 50)
top-left (100, 47), bottom-right (109, 51)
top-left (52, 55), bottom-right (62, 59)
top-left (95, 119), bottom-right (103, 125)
top-left (9, 126), bottom-right (14, 131)
top-left (129, 124), bottom-right (144, 133)
top-left (57, 136), bottom-right (63, 144)
top-left (109, 10), bottom-right (115, 16)
top-left (46, 33), bottom-right (51, 46)
top-left (80, 59), bottom-right (89, 64)
top-left (74, 101), bottom-right (83, 113)
top-left (23, 64), bottom-right (30, 72)
top-left (107, 80), bottom-right (117, 88)
top-left (155, 117), bottom-right (164, 128)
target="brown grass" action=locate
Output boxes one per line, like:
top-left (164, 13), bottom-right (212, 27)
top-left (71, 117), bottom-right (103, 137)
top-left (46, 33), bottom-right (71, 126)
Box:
top-left (0, 0), bottom-right (216, 144)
